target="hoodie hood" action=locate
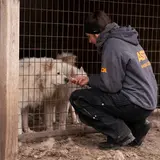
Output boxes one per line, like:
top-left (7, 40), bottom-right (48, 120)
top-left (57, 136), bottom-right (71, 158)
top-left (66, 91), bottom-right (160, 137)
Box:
top-left (96, 22), bottom-right (139, 53)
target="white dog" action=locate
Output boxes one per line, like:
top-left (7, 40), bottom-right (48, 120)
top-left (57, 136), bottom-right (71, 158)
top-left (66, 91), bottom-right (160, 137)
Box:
top-left (52, 52), bottom-right (87, 130)
top-left (19, 57), bottom-right (68, 135)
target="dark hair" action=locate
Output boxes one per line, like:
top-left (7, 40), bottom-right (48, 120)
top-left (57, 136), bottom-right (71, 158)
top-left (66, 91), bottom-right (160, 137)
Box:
top-left (84, 10), bottom-right (111, 34)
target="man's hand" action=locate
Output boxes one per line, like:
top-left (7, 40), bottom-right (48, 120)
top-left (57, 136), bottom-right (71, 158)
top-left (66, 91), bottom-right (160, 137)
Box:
top-left (70, 75), bottom-right (89, 86)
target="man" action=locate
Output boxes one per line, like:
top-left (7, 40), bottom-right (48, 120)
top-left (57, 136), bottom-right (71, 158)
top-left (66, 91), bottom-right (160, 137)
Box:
top-left (69, 10), bottom-right (158, 149)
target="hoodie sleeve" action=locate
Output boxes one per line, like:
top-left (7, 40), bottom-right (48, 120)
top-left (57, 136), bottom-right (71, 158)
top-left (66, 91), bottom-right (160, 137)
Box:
top-left (88, 43), bottom-right (128, 93)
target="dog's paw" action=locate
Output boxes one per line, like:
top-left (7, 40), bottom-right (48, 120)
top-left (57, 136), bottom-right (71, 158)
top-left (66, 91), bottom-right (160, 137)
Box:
top-left (72, 119), bottom-right (80, 124)
top-left (46, 127), bottom-right (54, 132)
top-left (23, 128), bottom-right (35, 133)
top-left (18, 129), bottom-right (23, 135)
top-left (18, 142), bottom-right (22, 147)
top-left (28, 129), bottom-right (35, 133)
top-left (58, 125), bottom-right (66, 131)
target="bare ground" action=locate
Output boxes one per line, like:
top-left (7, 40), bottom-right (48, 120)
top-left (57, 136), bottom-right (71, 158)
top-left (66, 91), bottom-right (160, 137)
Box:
top-left (18, 113), bottom-right (160, 160)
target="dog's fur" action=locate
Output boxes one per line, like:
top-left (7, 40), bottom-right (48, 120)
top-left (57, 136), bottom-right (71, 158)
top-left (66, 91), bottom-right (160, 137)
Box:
top-left (53, 52), bottom-right (87, 130)
top-left (56, 52), bottom-right (77, 66)
top-left (19, 57), bottom-right (67, 134)
top-left (19, 53), bottom-right (87, 134)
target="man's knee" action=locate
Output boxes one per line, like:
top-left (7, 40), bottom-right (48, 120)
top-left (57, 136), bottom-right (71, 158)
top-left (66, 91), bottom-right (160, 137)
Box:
top-left (70, 89), bottom-right (89, 101)
top-left (69, 89), bottom-right (81, 102)
top-left (69, 89), bottom-right (91, 110)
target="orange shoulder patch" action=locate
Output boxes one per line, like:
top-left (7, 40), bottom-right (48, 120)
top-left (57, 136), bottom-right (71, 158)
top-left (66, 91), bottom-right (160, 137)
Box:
top-left (101, 67), bottom-right (107, 73)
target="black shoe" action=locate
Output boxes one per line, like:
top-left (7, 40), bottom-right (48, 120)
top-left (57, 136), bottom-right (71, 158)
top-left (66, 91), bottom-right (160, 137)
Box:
top-left (129, 120), bottom-right (151, 146)
top-left (98, 133), bottom-right (135, 150)
top-left (98, 141), bottom-right (120, 150)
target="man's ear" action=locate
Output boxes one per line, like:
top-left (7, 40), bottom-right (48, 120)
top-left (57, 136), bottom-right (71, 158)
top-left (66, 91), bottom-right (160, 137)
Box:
top-left (95, 34), bottom-right (99, 38)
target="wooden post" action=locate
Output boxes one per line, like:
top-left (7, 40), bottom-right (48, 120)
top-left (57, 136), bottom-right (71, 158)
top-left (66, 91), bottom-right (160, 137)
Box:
top-left (0, 0), bottom-right (20, 159)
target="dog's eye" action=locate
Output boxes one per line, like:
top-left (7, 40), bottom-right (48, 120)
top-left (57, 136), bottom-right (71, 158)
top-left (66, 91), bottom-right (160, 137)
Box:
top-left (57, 72), bottom-right (60, 75)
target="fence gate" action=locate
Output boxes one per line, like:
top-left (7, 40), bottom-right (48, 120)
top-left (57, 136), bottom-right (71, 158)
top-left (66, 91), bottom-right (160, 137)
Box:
top-left (18, 0), bottom-right (160, 142)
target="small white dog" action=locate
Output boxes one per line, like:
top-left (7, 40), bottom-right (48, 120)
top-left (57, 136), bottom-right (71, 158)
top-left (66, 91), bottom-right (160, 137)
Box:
top-left (53, 52), bottom-right (87, 130)
top-left (19, 57), bottom-right (68, 135)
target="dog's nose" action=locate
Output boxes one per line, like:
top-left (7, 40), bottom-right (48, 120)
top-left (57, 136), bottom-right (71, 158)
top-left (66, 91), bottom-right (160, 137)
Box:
top-left (64, 77), bottom-right (69, 83)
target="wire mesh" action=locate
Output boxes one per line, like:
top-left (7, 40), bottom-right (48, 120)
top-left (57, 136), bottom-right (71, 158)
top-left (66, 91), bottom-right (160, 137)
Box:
top-left (19, 0), bottom-right (160, 136)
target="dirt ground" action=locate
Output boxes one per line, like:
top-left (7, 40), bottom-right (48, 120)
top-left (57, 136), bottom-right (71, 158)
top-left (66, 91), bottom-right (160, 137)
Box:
top-left (18, 113), bottom-right (160, 160)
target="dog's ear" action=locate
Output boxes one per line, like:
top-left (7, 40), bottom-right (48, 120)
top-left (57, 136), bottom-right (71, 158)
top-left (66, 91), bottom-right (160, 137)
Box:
top-left (61, 55), bottom-right (77, 65)
top-left (79, 66), bottom-right (85, 74)
top-left (43, 59), bottom-right (55, 72)
top-left (56, 53), bottom-right (62, 59)
top-left (57, 53), bottom-right (77, 66)
top-left (69, 67), bottom-right (76, 77)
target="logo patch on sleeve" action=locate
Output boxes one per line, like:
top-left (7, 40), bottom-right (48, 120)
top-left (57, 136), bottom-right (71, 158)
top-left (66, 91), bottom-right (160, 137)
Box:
top-left (101, 67), bottom-right (107, 73)
top-left (137, 50), bottom-right (147, 62)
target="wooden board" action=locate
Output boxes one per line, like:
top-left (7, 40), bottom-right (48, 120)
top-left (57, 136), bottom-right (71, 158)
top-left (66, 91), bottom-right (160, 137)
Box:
top-left (0, 0), bottom-right (20, 159)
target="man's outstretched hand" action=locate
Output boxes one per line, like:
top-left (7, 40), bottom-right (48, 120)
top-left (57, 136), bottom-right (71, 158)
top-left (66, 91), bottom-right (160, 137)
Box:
top-left (70, 75), bottom-right (89, 86)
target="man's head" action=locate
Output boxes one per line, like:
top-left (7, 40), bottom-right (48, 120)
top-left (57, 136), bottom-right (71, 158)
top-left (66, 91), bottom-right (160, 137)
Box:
top-left (84, 10), bottom-right (111, 44)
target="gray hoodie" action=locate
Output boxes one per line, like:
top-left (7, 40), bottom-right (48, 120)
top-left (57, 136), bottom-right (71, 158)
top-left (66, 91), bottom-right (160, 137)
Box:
top-left (89, 22), bottom-right (158, 110)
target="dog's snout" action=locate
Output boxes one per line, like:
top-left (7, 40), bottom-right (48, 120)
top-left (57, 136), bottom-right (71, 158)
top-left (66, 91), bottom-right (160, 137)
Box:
top-left (64, 77), bottom-right (69, 83)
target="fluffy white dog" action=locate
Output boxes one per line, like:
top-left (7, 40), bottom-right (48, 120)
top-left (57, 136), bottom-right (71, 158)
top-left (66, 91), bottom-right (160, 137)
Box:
top-left (51, 52), bottom-right (87, 130)
top-left (19, 57), bottom-right (68, 135)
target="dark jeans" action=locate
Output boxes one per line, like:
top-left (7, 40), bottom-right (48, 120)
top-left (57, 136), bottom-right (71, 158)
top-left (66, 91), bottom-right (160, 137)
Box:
top-left (69, 88), bottom-right (152, 142)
